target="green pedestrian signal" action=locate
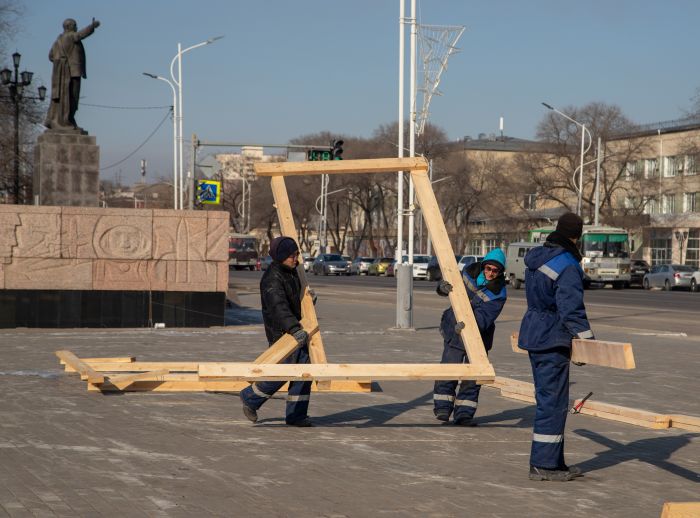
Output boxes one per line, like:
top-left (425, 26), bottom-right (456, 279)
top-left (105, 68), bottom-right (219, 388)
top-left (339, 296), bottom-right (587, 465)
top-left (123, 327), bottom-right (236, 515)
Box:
top-left (307, 149), bottom-right (331, 161)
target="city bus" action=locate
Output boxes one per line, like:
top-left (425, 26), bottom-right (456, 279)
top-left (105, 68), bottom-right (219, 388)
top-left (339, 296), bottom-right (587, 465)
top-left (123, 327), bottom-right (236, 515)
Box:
top-left (228, 233), bottom-right (259, 270)
top-left (529, 225), bottom-right (631, 289)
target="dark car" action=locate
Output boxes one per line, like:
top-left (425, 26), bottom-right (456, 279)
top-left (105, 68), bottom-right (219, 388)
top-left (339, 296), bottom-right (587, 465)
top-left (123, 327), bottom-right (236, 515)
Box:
top-left (426, 255), bottom-right (462, 282)
top-left (629, 259), bottom-right (650, 287)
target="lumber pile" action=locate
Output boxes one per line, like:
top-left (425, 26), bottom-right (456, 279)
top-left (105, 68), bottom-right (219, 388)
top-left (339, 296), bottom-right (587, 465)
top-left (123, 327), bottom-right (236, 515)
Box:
top-left (661, 502), bottom-right (700, 518)
top-left (57, 351), bottom-right (373, 393)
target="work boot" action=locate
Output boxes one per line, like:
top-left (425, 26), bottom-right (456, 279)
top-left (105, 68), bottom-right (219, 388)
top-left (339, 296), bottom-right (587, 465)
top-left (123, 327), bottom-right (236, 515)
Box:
top-left (286, 416), bottom-right (313, 427)
top-left (453, 416), bottom-right (477, 427)
top-left (528, 466), bottom-right (576, 482)
top-left (434, 409), bottom-right (451, 422)
top-left (563, 465), bottom-right (584, 477)
top-left (240, 395), bottom-right (258, 423)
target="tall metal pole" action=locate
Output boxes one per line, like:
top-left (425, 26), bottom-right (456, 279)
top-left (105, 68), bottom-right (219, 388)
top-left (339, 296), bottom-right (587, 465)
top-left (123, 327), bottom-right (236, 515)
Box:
top-left (577, 124), bottom-right (585, 216)
top-left (427, 159), bottom-right (433, 256)
top-left (594, 137), bottom-right (602, 226)
top-left (396, 0), bottom-right (405, 264)
top-left (407, 0), bottom-right (416, 264)
top-left (171, 92), bottom-right (178, 209)
top-left (189, 133), bottom-right (197, 209)
top-left (13, 90), bottom-right (20, 204)
top-left (177, 43), bottom-right (185, 211)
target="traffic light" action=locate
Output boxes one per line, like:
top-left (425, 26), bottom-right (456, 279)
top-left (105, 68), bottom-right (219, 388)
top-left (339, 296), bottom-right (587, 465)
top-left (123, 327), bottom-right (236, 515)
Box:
top-left (306, 149), bottom-right (331, 161)
top-left (331, 139), bottom-right (344, 160)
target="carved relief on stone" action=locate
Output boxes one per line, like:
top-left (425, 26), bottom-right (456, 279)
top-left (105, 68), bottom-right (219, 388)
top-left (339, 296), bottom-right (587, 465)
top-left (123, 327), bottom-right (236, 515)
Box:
top-left (216, 261), bottom-right (229, 292)
top-left (92, 214), bottom-right (152, 260)
top-left (93, 259), bottom-right (166, 291)
top-left (0, 212), bottom-right (20, 260)
top-left (4, 258), bottom-right (92, 290)
top-left (14, 212), bottom-right (62, 258)
top-left (165, 260), bottom-right (218, 292)
top-left (206, 212), bottom-right (229, 261)
top-left (153, 213), bottom-right (207, 261)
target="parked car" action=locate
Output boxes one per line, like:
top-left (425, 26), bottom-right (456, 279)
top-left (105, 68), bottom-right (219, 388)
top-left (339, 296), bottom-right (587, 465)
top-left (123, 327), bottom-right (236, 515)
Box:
top-left (368, 257), bottom-right (394, 276)
top-left (458, 255), bottom-right (484, 272)
top-left (643, 264), bottom-right (696, 290)
top-left (629, 259), bottom-right (650, 287)
top-left (342, 256), bottom-right (353, 274)
top-left (350, 257), bottom-right (374, 275)
top-left (386, 260), bottom-right (397, 277)
top-left (426, 255), bottom-right (462, 281)
top-left (691, 270), bottom-right (700, 292)
top-left (505, 242), bottom-right (537, 289)
top-left (303, 256), bottom-right (315, 272)
top-left (399, 254), bottom-right (431, 279)
top-left (260, 255), bottom-right (273, 271)
top-left (312, 253), bottom-right (350, 275)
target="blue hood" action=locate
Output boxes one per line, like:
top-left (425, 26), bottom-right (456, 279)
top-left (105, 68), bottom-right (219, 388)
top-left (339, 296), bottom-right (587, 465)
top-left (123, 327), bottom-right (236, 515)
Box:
top-left (524, 244), bottom-right (568, 270)
top-left (483, 248), bottom-right (506, 269)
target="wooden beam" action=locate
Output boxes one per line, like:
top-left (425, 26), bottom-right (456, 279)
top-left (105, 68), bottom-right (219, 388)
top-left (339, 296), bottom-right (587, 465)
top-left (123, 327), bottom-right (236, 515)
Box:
top-left (252, 317), bottom-right (319, 364)
top-left (108, 369), bottom-right (170, 390)
top-left (255, 157), bottom-right (428, 177)
top-left (89, 380), bottom-right (373, 393)
top-left (571, 398), bottom-right (670, 429)
top-left (61, 356), bottom-right (136, 373)
top-left (72, 361), bottom-right (199, 372)
top-left (510, 333), bottom-right (636, 369)
top-left (198, 362), bottom-right (495, 382)
top-left (661, 502), bottom-right (700, 518)
top-left (55, 350), bottom-right (104, 384)
top-left (669, 415), bottom-right (700, 432)
top-left (270, 176), bottom-right (328, 367)
top-left (411, 169), bottom-right (489, 366)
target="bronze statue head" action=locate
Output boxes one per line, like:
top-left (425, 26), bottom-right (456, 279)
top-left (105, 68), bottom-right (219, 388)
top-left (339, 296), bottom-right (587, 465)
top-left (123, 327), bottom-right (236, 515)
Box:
top-left (62, 18), bottom-right (77, 32)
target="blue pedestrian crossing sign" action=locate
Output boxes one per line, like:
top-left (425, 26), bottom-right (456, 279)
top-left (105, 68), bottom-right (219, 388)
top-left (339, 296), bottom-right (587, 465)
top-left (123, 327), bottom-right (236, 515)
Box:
top-left (197, 180), bottom-right (221, 205)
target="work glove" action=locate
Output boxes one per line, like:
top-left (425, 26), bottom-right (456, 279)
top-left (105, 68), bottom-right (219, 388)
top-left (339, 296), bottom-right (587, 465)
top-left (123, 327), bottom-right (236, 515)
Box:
top-left (308, 288), bottom-right (318, 305)
top-left (454, 321), bottom-right (465, 335)
top-left (436, 280), bottom-right (453, 297)
top-left (292, 329), bottom-right (309, 346)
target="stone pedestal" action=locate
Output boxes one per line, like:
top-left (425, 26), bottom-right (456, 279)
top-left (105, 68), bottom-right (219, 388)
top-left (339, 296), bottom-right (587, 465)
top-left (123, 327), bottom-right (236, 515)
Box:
top-left (33, 131), bottom-right (100, 207)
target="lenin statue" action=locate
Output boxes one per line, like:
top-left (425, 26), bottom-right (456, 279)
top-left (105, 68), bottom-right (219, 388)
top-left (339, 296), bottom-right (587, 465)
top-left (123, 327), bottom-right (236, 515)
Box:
top-left (45, 18), bottom-right (101, 131)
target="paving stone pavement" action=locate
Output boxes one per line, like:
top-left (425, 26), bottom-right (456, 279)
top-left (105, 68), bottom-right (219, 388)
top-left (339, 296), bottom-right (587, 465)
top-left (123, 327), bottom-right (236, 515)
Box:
top-left (0, 280), bottom-right (698, 517)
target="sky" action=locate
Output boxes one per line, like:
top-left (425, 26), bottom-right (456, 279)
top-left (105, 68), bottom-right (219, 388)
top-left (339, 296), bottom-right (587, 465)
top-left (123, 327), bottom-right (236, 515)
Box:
top-left (6, 0), bottom-right (700, 185)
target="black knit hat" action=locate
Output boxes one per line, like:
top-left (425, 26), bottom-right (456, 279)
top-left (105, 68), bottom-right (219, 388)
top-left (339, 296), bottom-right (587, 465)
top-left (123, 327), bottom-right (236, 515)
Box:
top-left (269, 236), bottom-right (299, 262)
top-left (556, 212), bottom-right (584, 239)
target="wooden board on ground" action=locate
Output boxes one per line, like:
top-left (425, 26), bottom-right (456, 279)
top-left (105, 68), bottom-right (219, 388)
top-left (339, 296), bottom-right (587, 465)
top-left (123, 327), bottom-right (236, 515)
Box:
top-left (199, 362), bottom-right (495, 382)
top-left (510, 332), bottom-right (635, 369)
top-left (89, 380), bottom-right (372, 393)
top-left (661, 502), bottom-right (700, 518)
top-left (108, 369), bottom-right (170, 390)
top-left (572, 398), bottom-right (671, 429)
top-left (669, 415), bottom-right (700, 432)
top-left (255, 157), bottom-right (428, 177)
top-left (55, 350), bottom-right (105, 384)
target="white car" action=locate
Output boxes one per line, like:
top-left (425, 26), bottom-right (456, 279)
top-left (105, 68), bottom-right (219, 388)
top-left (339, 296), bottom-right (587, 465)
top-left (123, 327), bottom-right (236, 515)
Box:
top-left (458, 255), bottom-right (484, 272)
top-left (400, 254), bottom-right (431, 279)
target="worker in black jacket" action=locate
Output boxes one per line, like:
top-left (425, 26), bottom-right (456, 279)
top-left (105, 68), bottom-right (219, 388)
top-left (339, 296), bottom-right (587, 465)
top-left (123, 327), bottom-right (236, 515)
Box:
top-left (239, 236), bottom-right (313, 426)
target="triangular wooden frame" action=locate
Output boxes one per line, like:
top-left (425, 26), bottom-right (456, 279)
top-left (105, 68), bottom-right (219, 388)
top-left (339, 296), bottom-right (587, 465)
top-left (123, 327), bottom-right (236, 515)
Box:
top-left (198, 157), bottom-right (494, 383)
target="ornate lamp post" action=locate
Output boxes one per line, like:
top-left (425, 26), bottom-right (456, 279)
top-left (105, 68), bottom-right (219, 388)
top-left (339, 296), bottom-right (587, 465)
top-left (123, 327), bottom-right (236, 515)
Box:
top-left (1, 51), bottom-right (46, 204)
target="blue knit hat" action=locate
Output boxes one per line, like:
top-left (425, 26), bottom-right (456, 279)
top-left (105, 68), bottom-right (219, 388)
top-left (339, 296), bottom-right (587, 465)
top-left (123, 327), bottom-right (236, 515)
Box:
top-left (482, 248), bottom-right (505, 270)
top-left (269, 236), bottom-right (299, 262)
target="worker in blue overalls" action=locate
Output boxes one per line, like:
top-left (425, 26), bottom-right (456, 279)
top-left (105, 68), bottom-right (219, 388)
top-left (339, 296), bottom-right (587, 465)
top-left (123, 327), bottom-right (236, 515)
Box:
top-left (433, 248), bottom-right (507, 426)
top-left (518, 212), bottom-right (593, 481)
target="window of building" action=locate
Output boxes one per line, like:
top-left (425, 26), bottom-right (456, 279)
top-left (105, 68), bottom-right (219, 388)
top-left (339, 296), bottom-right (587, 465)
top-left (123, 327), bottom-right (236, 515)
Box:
top-left (664, 155), bottom-right (684, 177)
top-left (625, 161), bottom-right (637, 179)
top-left (467, 239), bottom-right (481, 256)
top-left (661, 194), bottom-right (676, 214)
top-left (484, 239), bottom-right (498, 253)
top-left (684, 192), bottom-right (697, 213)
top-left (650, 231), bottom-right (672, 266)
top-left (645, 158), bottom-right (658, 177)
top-left (686, 155), bottom-right (697, 176)
top-left (524, 193), bottom-right (537, 210)
top-left (643, 197), bottom-right (657, 215)
top-left (686, 230), bottom-right (700, 267)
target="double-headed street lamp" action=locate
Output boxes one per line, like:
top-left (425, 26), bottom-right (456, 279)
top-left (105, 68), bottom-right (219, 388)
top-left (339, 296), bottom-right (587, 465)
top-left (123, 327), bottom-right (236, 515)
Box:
top-left (1, 52), bottom-right (46, 204)
top-left (542, 102), bottom-right (592, 217)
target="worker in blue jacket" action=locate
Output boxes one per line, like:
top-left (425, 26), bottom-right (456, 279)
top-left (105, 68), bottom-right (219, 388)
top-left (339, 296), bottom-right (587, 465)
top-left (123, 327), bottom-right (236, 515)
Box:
top-left (518, 212), bottom-right (593, 482)
top-left (433, 248), bottom-right (507, 426)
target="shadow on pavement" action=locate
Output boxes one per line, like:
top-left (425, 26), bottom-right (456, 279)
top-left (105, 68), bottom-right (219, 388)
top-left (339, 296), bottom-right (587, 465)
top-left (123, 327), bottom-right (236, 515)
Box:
top-left (225, 302), bottom-right (263, 326)
top-left (574, 429), bottom-right (700, 483)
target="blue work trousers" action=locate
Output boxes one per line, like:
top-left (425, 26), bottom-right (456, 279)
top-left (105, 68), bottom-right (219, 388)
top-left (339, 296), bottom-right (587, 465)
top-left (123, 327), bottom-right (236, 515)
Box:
top-left (528, 347), bottom-right (571, 469)
top-left (240, 345), bottom-right (311, 424)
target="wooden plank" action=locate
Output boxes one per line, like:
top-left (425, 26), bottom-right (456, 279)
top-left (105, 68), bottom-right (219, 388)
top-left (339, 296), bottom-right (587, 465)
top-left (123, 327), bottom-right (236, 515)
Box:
top-left (108, 369), bottom-right (170, 390)
top-left (411, 169), bottom-right (489, 366)
top-left (62, 356), bottom-right (136, 372)
top-left (500, 391), bottom-right (536, 404)
top-left (252, 317), bottom-right (319, 364)
top-left (89, 380), bottom-right (373, 393)
top-left (198, 362), bottom-right (495, 381)
top-left (572, 399), bottom-right (670, 428)
top-left (270, 176), bottom-right (328, 369)
top-left (255, 157), bottom-right (428, 177)
top-left (669, 415), bottom-right (700, 432)
top-left (510, 332), bottom-right (636, 369)
top-left (661, 502), bottom-right (700, 518)
top-left (75, 361), bottom-right (199, 372)
top-left (55, 350), bottom-right (104, 384)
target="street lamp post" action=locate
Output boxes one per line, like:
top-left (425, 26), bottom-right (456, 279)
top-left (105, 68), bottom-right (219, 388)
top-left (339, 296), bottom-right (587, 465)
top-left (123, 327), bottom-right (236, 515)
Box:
top-left (169, 36), bottom-right (223, 210)
top-left (142, 72), bottom-right (178, 209)
top-left (1, 52), bottom-right (46, 204)
top-left (315, 185), bottom-right (347, 254)
top-left (542, 102), bottom-right (592, 217)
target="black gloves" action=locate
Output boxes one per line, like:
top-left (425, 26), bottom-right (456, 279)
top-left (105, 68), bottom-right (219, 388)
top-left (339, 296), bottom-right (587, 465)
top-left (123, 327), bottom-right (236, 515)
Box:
top-left (436, 280), bottom-right (453, 297)
top-left (308, 288), bottom-right (318, 305)
top-left (292, 329), bottom-right (309, 346)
